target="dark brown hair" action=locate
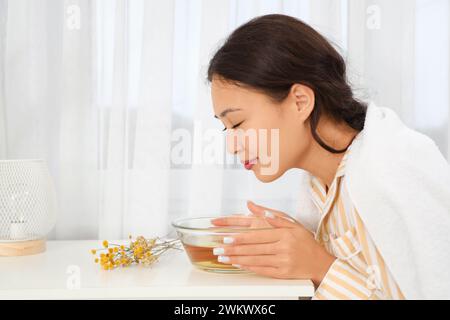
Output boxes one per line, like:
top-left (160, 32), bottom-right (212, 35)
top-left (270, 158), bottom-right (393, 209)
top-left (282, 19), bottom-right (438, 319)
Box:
top-left (207, 14), bottom-right (367, 154)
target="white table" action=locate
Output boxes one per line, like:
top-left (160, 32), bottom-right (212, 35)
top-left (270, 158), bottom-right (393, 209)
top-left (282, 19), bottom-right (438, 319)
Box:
top-left (0, 240), bottom-right (315, 300)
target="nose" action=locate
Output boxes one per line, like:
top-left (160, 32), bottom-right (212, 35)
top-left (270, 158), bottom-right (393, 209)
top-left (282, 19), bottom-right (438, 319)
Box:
top-left (226, 131), bottom-right (243, 155)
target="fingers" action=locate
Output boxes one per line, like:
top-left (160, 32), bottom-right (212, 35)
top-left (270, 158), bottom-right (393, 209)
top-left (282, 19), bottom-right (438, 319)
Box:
top-left (264, 214), bottom-right (299, 229)
top-left (214, 243), bottom-right (279, 256)
top-left (247, 201), bottom-right (300, 225)
top-left (223, 229), bottom-right (281, 245)
top-left (212, 201), bottom-right (302, 230)
top-left (247, 201), bottom-right (285, 218)
top-left (218, 254), bottom-right (281, 268)
top-left (211, 216), bottom-right (253, 227)
top-left (211, 215), bottom-right (271, 228)
top-left (246, 200), bottom-right (266, 217)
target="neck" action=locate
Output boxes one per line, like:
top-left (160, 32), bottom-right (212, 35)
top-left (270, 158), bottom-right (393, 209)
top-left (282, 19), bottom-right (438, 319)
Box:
top-left (297, 118), bottom-right (358, 188)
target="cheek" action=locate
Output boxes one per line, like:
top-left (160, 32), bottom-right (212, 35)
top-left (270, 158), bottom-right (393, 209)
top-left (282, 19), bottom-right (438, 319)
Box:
top-left (287, 121), bottom-right (311, 160)
top-left (252, 124), bottom-right (286, 175)
top-left (276, 120), bottom-right (309, 164)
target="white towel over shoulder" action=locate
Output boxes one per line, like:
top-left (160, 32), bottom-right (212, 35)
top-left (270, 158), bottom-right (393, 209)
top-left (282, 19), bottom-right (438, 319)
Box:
top-left (296, 102), bottom-right (450, 300)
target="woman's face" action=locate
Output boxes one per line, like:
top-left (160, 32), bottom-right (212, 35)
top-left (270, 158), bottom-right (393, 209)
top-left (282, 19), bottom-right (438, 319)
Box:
top-left (211, 77), bottom-right (314, 183)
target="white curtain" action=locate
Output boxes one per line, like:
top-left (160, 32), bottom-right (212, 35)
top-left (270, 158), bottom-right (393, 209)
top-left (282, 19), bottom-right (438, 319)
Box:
top-left (0, 0), bottom-right (448, 240)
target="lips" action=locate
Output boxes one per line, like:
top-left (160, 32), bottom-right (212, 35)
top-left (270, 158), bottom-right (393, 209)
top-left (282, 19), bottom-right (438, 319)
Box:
top-left (243, 158), bottom-right (258, 170)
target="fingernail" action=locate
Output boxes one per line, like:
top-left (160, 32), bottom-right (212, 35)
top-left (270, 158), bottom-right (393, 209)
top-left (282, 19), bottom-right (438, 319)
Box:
top-left (232, 264), bottom-right (242, 268)
top-left (213, 247), bottom-right (225, 255)
top-left (218, 255), bottom-right (230, 263)
top-left (264, 210), bottom-right (275, 219)
top-left (223, 237), bottom-right (234, 244)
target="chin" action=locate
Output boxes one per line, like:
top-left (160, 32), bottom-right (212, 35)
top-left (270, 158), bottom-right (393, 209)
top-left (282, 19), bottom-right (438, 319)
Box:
top-left (253, 166), bottom-right (285, 183)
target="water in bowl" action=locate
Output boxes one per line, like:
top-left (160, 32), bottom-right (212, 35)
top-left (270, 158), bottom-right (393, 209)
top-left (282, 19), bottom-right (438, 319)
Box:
top-left (180, 231), bottom-right (252, 274)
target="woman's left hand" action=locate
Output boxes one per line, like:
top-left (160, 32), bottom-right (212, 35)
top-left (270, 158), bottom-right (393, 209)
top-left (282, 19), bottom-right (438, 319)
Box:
top-left (211, 201), bottom-right (336, 287)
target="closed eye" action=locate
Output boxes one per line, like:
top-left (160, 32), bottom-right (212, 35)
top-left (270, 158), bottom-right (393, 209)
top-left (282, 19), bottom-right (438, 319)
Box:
top-left (222, 121), bottom-right (244, 132)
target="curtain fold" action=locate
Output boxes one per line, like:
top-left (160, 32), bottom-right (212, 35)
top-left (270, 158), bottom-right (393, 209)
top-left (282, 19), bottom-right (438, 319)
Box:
top-left (0, 0), bottom-right (7, 157)
top-left (57, 0), bottom-right (97, 239)
top-left (94, 0), bottom-right (175, 239)
top-left (0, 0), bottom-right (448, 240)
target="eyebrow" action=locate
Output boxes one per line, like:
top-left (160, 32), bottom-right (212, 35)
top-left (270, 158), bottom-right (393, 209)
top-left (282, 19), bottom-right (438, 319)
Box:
top-left (214, 108), bottom-right (242, 119)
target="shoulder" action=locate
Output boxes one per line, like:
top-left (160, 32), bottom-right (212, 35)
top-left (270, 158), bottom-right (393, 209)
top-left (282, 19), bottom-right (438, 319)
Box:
top-left (347, 102), bottom-right (449, 182)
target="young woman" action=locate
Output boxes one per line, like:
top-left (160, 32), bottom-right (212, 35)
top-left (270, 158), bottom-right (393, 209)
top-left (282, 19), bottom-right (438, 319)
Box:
top-left (208, 14), bottom-right (450, 300)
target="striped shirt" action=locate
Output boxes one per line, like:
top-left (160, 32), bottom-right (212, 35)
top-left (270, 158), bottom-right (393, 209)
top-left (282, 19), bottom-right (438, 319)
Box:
top-left (310, 136), bottom-right (405, 300)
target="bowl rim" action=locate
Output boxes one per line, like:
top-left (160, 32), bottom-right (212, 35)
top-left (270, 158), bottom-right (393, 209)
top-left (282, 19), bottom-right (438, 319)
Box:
top-left (171, 216), bottom-right (274, 231)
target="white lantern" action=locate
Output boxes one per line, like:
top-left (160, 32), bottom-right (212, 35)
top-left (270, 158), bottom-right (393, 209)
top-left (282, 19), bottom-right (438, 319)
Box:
top-left (0, 159), bottom-right (57, 256)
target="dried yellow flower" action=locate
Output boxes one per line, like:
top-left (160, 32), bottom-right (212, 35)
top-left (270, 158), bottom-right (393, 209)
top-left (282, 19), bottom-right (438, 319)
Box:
top-left (90, 236), bottom-right (181, 270)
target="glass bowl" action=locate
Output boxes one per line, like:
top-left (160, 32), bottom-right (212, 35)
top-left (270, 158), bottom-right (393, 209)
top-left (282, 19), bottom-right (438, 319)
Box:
top-left (172, 216), bottom-right (273, 274)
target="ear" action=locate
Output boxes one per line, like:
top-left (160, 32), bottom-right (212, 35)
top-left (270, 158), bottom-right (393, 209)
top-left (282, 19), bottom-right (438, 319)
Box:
top-left (290, 84), bottom-right (315, 122)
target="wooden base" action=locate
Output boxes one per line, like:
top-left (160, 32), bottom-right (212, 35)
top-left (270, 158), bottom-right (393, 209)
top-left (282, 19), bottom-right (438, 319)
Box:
top-left (0, 239), bottom-right (46, 256)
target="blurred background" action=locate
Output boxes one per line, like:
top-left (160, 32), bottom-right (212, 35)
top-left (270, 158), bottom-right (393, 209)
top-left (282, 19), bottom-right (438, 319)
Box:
top-left (0, 0), bottom-right (448, 240)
